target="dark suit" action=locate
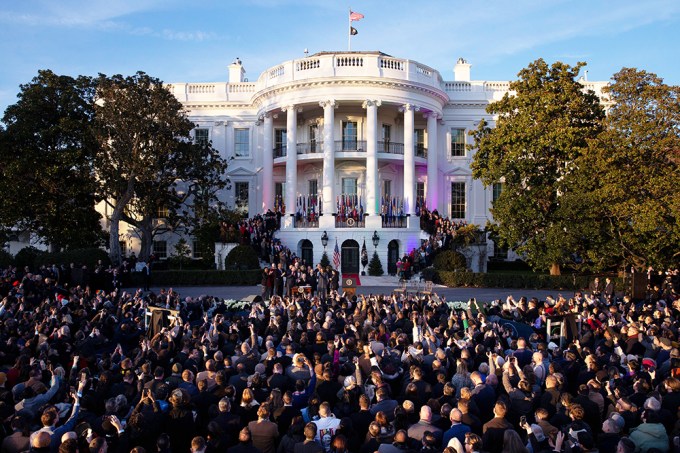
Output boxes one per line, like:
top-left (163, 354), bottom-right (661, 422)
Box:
top-left (248, 419), bottom-right (279, 453)
top-left (370, 399), bottom-right (399, 421)
top-left (407, 420), bottom-right (442, 446)
top-left (482, 417), bottom-right (513, 453)
top-left (294, 440), bottom-right (324, 453)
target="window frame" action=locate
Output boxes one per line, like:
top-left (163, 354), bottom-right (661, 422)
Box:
top-left (234, 128), bottom-right (250, 158)
top-left (450, 182), bottom-right (466, 219)
top-left (450, 128), bottom-right (466, 157)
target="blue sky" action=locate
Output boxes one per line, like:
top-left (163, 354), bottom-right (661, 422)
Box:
top-left (1, 0), bottom-right (679, 115)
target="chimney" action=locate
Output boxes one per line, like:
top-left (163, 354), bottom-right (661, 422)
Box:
top-left (228, 57), bottom-right (245, 83)
top-left (454, 57), bottom-right (471, 82)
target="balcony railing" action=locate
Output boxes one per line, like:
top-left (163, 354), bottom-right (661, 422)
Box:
top-left (296, 142), bottom-right (323, 155)
top-left (274, 146), bottom-right (287, 158)
top-left (378, 141), bottom-right (404, 154)
top-left (335, 140), bottom-right (366, 152)
top-left (415, 145), bottom-right (428, 158)
top-left (294, 217), bottom-right (319, 228)
top-left (335, 217), bottom-right (365, 228)
top-left (382, 215), bottom-right (408, 228)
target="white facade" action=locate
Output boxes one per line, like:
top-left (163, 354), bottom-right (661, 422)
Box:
top-left (146, 52), bottom-right (609, 273)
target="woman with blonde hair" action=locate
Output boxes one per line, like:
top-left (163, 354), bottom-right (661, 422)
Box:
top-left (237, 388), bottom-right (260, 425)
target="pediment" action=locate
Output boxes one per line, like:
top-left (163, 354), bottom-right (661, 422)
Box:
top-left (444, 166), bottom-right (472, 176)
top-left (226, 166), bottom-right (257, 176)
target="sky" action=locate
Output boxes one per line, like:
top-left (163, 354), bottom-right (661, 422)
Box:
top-left (1, 0), bottom-right (679, 116)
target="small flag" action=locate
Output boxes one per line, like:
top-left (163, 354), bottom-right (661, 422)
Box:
top-left (333, 239), bottom-right (341, 270)
top-left (349, 11), bottom-right (364, 21)
top-left (350, 26), bottom-right (358, 36)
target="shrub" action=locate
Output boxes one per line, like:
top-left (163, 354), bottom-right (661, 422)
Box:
top-left (225, 245), bottom-right (260, 270)
top-left (127, 270), bottom-right (260, 287)
top-left (433, 250), bottom-right (467, 271)
top-left (367, 252), bottom-right (384, 276)
top-left (0, 249), bottom-right (13, 268)
top-left (14, 247), bottom-right (47, 270)
top-left (32, 248), bottom-right (111, 269)
top-left (435, 271), bottom-right (621, 291)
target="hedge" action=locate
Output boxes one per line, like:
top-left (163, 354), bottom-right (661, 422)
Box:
top-left (127, 270), bottom-right (261, 287)
top-left (225, 245), bottom-right (260, 270)
top-left (14, 247), bottom-right (111, 270)
top-left (435, 270), bottom-right (624, 291)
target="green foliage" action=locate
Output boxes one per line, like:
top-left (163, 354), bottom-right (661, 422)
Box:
top-left (435, 270), bottom-right (620, 290)
top-left (128, 270), bottom-right (260, 287)
top-left (13, 246), bottom-right (110, 269)
top-left (433, 250), bottom-right (467, 271)
top-left (420, 266), bottom-right (436, 282)
top-left (0, 249), bottom-right (14, 267)
top-left (14, 247), bottom-right (47, 270)
top-left (320, 252), bottom-right (330, 268)
top-left (367, 252), bottom-right (384, 276)
top-left (172, 238), bottom-right (191, 270)
top-left (471, 59), bottom-right (605, 274)
top-left (225, 245), bottom-right (260, 270)
top-left (0, 70), bottom-right (103, 250)
top-left (93, 71), bottom-right (228, 264)
top-left (578, 68), bottom-right (680, 270)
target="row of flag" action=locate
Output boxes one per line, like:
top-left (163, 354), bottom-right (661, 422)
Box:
top-left (295, 195), bottom-right (321, 222)
top-left (336, 194), bottom-right (364, 222)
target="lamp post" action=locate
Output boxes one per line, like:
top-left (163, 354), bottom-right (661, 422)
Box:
top-left (372, 231), bottom-right (380, 249)
top-left (321, 231), bottom-right (329, 249)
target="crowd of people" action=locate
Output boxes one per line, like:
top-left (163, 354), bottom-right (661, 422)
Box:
top-left (1, 256), bottom-right (680, 453)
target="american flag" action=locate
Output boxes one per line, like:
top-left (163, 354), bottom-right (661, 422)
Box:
top-left (333, 239), bottom-right (341, 270)
top-left (349, 11), bottom-right (364, 21)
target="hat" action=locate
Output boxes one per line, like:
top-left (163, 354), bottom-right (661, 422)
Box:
top-left (530, 424), bottom-right (546, 442)
top-left (547, 342), bottom-right (559, 351)
top-left (0, 372), bottom-right (6, 386)
top-left (626, 354), bottom-right (638, 363)
top-left (642, 358), bottom-right (656, 369)
top-left (343, 375), bottom-right (357, 389)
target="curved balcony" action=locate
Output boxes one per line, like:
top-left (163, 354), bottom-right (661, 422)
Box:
top-left (274, 141), bottom-right (427, 162)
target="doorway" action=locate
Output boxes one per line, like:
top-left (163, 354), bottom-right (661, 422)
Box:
top-left (341, 239), bottom-right (360, 274)
top-left (387, 240), bottom-right (399, 275)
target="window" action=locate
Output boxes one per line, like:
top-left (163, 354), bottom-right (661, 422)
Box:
top-left (382, 124), bottom-right (391, 143)
top-left (194, 128), bottom-right (209, 147)
top-left (451, 128), bottom-right (466, 157)
top-left (309, 124), bottom-right (319, 153)
top-left (275, 129), bottom-right (287, 157)
top-left (192, 240), bottom-right (202, 259)
top-left (342, 178), bottom-right (357, 195)
top-left (492, 183), bottom-right (503, 204)
top-left (417, 182), bottom-right (425, 204)
top-left (119, 241), bottom-right (127, 257)
top-left (153, 240), bottom-right (167, 259)
top-left (308, 179), bottom-right (318, 197)
top-left (450, 182), bottom-right (466, 219)
top-left (156, 205), bottom-right (169, 219)
top-left (234, 128), bottom-right (249, 157)
top-left (235, 182), bottom-right (249, 217)
top-left (414, 128), bottom-right (425, 157)
top-left (494, 243), bottom-right (509, 260)
top-left (274, 182), bottom-right (284, 211)
top-left (342, 121), bottom-right (358, 150)
top-left (383, 180), bottom-right (391, 198)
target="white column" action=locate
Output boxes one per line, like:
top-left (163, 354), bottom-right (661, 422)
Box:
top-left (320, 100), bottom-right (336, 217)
top-left (426, 112), bottom-right (439, 213)
top-left (283, 105), bottom-right (298, 225)
top-left (262, 113), bottom-right (274, 212)
top-left (401, 104), bottom-right (418, 215)
top-left (363, 100), bottom-right (380, 216)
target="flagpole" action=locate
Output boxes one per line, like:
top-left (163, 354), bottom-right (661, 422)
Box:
top-left (348, 7), bottom-right (351, 51)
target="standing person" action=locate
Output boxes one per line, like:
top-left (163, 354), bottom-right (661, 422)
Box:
top-left (276, 263), bottom-right (285, 297)
top-left (248, 405), bottom-right (279, 453)
top-left (261, 267), bottom-right (271, 300)
top-left (142, 261), bottom-right (151, 291)
top-left (316, 266), bottom-right (329, 301)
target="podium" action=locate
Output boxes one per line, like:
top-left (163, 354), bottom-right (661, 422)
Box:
top-left (145, 306), bottom-right (179, 330)
top-left (546, 314), bottom-right (579, 348)
top-left (343, 277), bottom-right (357, 297)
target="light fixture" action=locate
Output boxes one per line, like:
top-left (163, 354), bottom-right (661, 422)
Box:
top-left (321, 231), bottom-right (329, 248)
top-left (372, 231), bottom-right (380, 248)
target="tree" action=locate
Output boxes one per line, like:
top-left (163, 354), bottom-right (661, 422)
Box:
top-left (172, 238), bottom-right (192, 270)
top-left (0, 70), bottom-right (103, 251)
top-left (367, 252), bottom-right (384, 276)
top-left (579, 68), bottom-right (680, 270)
top-left (94, 72), bottom-right (227, 265)
top-left (471, 59), bottom-right (605, 274)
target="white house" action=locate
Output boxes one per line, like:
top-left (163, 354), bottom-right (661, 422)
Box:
top-left (122, 51), bottom-right (608, 274)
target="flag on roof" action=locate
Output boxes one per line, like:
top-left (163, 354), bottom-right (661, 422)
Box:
top-left (350, 11), bottom-right (364, 21)
top-left (350, 26), bottom-right (358, 36)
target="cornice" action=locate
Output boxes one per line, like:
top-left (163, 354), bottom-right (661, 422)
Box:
top-left (252, 78), bottom-right (449, 109)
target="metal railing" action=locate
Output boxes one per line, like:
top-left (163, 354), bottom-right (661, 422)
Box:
top-left (335, 217), bottom-right (365, 228)
top-left (382, 215), bottom-right (407, 228)
top-left (296, 142), bottom-right (323, 155)
top-left (294, 217), bottom-right (319, 228)
top-left (335, 140), bottom-right (367, 152)
top-left (378, 141), bottom-right (404, 154)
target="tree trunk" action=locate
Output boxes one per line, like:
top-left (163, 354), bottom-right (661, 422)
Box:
top-left (138, 218), bottom-right (153, 263)
top-left (109, 176), bottom-right (136, 266)
top-left (550, 263), bottom-right (561, 276)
